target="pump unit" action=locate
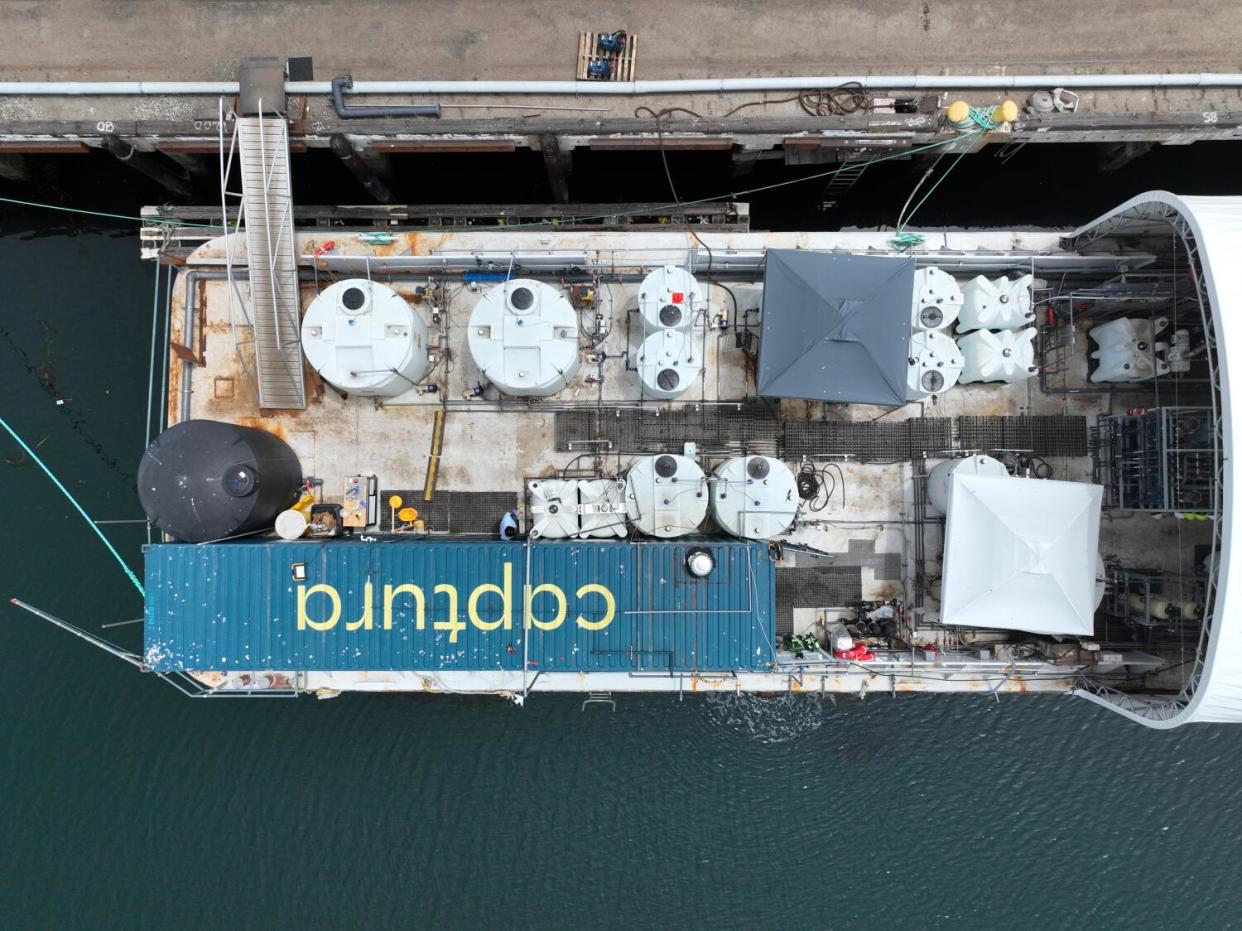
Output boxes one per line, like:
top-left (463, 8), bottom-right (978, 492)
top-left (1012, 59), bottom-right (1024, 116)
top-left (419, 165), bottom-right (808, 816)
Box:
top-left (957, 327), bottom-right (1037, 384)
top-left (956, 274), bottom-right (1035, 332)
top-left (912, 267), bottom-right (963, 332)
top-left (623, 454), bottom-right (708, 537)
top-left (638, 265), bottom-right (705, 334)
top-left (926, 455), bottom-right (1008, 514)
top-left (467, 279), bottom-right (580, 396)
top-left (1089, 316), bottom-right (1171, 383)
top-left (637, 328), bottom-right (702, 400)
top-left (710, 456), bottom-right (799, 539)
top-left (302, 279), bottom-right (429, 397)
top-left (906, 329), bottom-right (964, 400)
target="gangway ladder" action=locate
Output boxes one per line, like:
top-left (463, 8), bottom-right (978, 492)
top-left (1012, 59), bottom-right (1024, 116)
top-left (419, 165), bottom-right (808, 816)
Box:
top-left (821, 160), bottom-right (868, 208)
top-left (235, 112), bottom-right (305, 409)
top-left (582, 690), bottom-right (616, 712)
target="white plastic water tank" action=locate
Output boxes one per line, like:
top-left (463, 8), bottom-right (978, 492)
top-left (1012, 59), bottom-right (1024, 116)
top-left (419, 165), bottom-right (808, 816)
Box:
top-left (301, 279), bottom-right (430, 397)
top-left (926, 455), bottom-right (1008, 514)
top-left (957, 327), bottom-right (1037, 384)
top-left (467, 279), bottom-right (580, 397)
top-left (912, 267), bottom-right (963, 332)
top-left (527, 479), bottom-right (580, 539)
top-left (906, 330), bottom-right (964, 400)
top-left (623, 454), bottom-right (708, 538)
top-left (710, 456), bottom-right (799, 539)
top-left (578, 478), bottom-right (629, 538)
top-left (637, 328), bottom-right (702, 400)
top-left (638, 265), bottom-right (705, 333)
top-left (956, 274), bottom-right (1035, 332)
top-left (1088, 316), bottom-right (1171, 383)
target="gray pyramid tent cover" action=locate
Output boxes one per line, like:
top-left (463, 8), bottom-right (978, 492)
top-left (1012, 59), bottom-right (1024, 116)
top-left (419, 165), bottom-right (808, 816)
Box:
top-left (756, 250), bottom-right (914, 405)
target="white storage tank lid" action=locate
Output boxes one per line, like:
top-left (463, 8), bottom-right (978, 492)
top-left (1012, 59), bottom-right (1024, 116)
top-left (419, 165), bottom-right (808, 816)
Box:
top-left (638, 265), bottom-right (705, 333)
top-left (302, 279), bottom-right (430, 397)
top-left (710, 456), bottom-right (799, 539)
top-left (958, 327), bottom-right (1037, 383)
top-left (467, 279), bottom-right (580, 397)
top-left (623, 454), bottom-right (708, 537)
top-left (907, 329), bottom-right (964, 400)
top-left (637, 329), bottom-right (702, 400)
top-left (912, 267), bottom-right (963, 332)
top-left (926, 455), bottom-right (1008, 514)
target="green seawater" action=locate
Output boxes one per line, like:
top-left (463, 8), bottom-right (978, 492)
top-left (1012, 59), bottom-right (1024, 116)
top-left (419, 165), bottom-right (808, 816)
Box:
top-left (2, 222), bottom-right (1241, 930)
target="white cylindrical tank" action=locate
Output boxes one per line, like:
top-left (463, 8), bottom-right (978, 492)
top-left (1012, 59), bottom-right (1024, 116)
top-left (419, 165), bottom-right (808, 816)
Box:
top-left (958, 327), bottom-right (1037, 384)
top-left (466, 279), bottom-right (580, 397)
top-left (956, 274), bottom-right (1035, 332)
top-left (302, 279), bottom-right (430, 397)
top-left (637, 328), bottom-right (702, 400)
top-left (906, 329), bottom-right (964, 400)
top-left (623, 454), bottom-right (708, 537)
top-left (912, 267), bottom-right (963, 332)
top-left (927, 455), bottom-right (1008, 514)
top-left (638, 265), bottom-right (705, 333)
top-left (710, 456), bottom-right (799, 539)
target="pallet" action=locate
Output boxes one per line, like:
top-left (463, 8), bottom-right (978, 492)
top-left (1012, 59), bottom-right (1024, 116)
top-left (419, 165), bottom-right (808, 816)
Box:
top-left (576, 31), bottom-right (637, 82)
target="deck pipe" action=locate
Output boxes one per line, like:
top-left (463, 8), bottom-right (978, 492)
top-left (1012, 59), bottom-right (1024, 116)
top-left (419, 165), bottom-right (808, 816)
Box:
top-left (330, 75), bottom-right (440, 118)
top-left (2, 73), bottom-right (1242, 96)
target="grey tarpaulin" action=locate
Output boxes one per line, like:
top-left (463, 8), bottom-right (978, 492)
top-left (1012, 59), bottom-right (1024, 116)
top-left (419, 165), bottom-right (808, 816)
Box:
top-left (756, 250), bottom-right (914, 406)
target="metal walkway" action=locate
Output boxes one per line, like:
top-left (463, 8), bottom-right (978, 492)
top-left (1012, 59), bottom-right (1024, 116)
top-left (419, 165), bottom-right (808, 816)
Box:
top-left (237, 115), bottom-right (305, 409)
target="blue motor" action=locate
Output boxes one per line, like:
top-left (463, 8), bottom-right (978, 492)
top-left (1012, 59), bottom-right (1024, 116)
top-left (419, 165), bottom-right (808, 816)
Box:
top-left (597, 31), bottom-right (627, 54)
top-left (586, 58), bottom-right (613, 80)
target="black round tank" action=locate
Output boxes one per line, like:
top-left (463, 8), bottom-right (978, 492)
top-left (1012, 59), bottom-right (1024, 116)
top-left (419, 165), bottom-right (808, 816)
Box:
top-left (138, 420), bottom-right (303, 542)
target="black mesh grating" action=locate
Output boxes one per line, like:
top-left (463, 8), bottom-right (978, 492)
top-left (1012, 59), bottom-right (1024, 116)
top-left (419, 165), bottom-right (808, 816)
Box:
top-left (782, 418), bottom-right (953, 461)
top-left (378, 490), bottom-right (520, 534)
top-left (956, 415), bottom-right (1088, 457)
top-left (554, 401), bottom-right (781, 455)
top-left (774, 566), bottom-right (863, 635)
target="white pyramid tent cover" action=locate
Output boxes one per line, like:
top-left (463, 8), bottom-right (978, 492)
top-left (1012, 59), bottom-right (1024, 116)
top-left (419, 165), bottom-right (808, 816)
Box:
top-left (941, 474), bottom-right (1103, 636)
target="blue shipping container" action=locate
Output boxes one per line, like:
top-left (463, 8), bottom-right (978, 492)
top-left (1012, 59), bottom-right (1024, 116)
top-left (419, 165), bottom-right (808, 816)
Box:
top-left (143, 539), bottom-right (776, 673)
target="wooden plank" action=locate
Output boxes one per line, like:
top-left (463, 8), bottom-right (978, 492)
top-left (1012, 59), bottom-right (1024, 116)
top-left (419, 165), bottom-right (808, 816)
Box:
top-left (0, 140), bottom-right (89, 153)
top-left (589, 137), bottom-right (733, 150)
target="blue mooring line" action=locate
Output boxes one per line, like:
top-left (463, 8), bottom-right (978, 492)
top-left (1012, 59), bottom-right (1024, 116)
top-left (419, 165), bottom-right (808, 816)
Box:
top-left (0, 414), bottom-right (145, 597)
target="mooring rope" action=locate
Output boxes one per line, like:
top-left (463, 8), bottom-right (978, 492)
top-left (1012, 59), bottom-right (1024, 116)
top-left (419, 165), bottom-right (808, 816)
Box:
top-left (0, 414), bottom-right (145, 596)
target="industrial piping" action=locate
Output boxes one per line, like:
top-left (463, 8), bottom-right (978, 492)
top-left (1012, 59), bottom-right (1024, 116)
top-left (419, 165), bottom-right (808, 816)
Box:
top-left (2, 73), bottom-right (1242, 96)
top-left (330, 75), bottom-right (440, 118)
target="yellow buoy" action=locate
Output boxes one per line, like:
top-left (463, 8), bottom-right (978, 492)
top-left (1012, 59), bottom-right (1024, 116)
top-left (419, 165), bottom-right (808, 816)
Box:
top-left (388, 494), bottom-right (404, 509)
top-left (992, 99), bottom-right (1019, 124)
top-left (945, 99), bottom-right (972, 130)
top-left (398, 507), bottom-right (419, 523)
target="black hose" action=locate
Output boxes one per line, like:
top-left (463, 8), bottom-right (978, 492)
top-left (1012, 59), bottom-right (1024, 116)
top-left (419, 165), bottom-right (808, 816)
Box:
top-left (331, 75), bottom-right (441, 119)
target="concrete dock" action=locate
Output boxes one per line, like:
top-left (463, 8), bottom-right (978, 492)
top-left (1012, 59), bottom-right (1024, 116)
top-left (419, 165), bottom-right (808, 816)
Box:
top-left (1, 1), bottom-right (1241, 199)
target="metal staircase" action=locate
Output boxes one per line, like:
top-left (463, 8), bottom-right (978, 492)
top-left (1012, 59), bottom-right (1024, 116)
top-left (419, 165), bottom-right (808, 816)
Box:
top-left (236, 115), bottom-right (305, 409)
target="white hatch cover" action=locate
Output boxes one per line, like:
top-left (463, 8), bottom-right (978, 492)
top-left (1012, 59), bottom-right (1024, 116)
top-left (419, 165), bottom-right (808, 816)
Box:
top-left (467, 279), bottom-right (580, 397)
top-left (710, 456), bottom-right (799, 539)
top-left (302, 279), bottom-right (430, 397)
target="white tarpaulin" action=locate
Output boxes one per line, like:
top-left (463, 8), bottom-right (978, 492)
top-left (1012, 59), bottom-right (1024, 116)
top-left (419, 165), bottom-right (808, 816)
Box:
top-left (941, 474), bottom-right (1102, 636)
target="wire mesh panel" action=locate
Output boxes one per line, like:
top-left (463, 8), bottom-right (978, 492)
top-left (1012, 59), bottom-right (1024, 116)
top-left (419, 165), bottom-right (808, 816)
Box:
top-left (956, 415), bottom-right (1088, 457)
top-left (554, 401), bottom-right (781, 455)
top-left (378, 490), bottom-right (520, 534)
top-left (774, 566), bottom-right (863, 636)
top-left (782, 418), bottom-right (953, 461)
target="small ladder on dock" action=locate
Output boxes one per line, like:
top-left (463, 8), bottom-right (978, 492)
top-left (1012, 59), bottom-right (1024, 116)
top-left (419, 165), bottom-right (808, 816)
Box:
top-left (237, 115), bottom-right (305, 409)
top-left (581, 691), bottom-right (616, 711)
